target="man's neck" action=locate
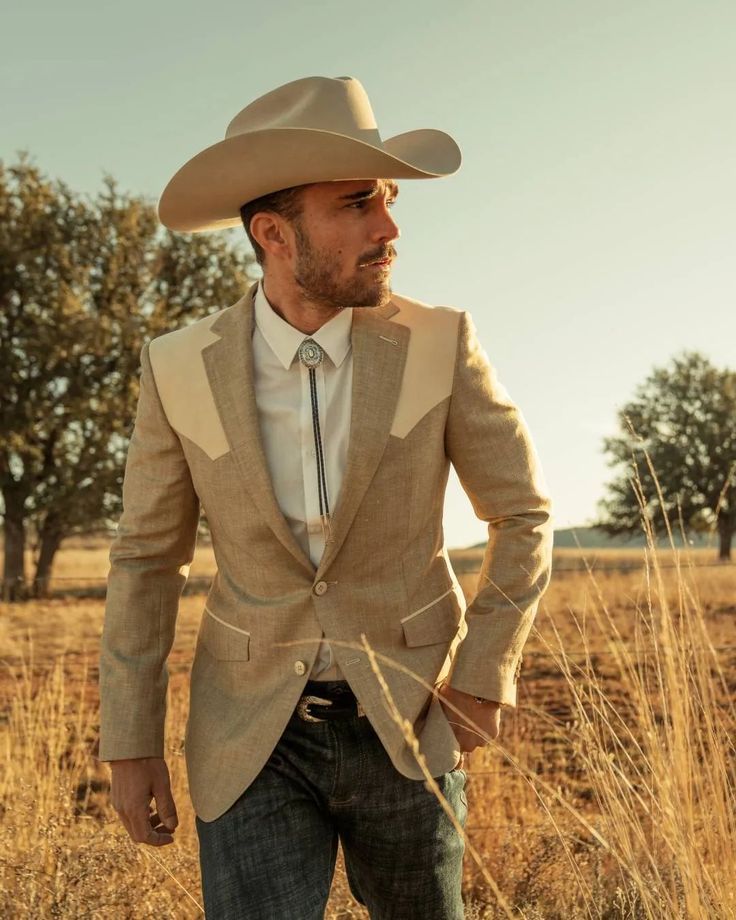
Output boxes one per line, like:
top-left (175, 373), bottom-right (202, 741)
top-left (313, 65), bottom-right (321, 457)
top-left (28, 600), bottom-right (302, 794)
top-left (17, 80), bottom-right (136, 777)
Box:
top-left (261, 276), bottom-right (341, 335)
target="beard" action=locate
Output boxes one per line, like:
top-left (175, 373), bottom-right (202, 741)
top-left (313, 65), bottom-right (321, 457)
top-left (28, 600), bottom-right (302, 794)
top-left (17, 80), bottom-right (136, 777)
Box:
top-left (291, 220), bottom-right (394, 311)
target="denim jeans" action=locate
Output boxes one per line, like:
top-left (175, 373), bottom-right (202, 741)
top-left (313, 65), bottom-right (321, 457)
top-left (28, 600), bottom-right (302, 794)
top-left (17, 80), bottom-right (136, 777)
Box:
top-left (195, 689), bottom-right (468, 919)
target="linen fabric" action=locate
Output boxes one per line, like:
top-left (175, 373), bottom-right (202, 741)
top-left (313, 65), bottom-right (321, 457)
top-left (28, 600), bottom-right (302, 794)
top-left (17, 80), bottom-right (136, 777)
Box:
top-left (98, 280), bottom-right (553, 822)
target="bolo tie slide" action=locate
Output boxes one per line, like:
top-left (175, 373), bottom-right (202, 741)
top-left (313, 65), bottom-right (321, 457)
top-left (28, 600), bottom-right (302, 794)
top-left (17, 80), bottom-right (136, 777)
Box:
top-left (297, 338), bottom-right (332, 543)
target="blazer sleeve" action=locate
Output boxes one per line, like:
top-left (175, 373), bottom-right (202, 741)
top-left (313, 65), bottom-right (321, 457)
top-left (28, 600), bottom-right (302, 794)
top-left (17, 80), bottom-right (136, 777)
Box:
top-left (444, 310), bottom-right (553, 707)
top-left (97, 339), bottom-right (200, 761)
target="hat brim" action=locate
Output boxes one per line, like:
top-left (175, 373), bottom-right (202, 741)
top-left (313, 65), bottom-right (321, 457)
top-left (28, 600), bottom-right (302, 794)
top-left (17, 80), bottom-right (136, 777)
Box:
top-left (157, 126), bottom-right (461, 233)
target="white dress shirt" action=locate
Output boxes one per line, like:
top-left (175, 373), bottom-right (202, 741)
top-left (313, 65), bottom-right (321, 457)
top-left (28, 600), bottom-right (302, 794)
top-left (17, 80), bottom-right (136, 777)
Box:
top-left (252, 279), bottom-right (352, 680)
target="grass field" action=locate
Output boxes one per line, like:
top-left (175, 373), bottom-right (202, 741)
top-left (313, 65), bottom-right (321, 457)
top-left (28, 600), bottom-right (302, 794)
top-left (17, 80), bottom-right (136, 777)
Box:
top-left (1, 537), bottom-right (734, 918)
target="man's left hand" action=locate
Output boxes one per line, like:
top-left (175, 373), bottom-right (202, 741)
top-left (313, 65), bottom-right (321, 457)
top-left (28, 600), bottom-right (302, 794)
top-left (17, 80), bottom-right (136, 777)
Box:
top-left (437, 683), bottom-right (501, 754)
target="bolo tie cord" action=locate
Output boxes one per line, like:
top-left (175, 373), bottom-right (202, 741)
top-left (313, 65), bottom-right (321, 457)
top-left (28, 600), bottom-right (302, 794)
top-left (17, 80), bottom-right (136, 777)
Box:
top-left (298, 339), bottom-right (332, 543)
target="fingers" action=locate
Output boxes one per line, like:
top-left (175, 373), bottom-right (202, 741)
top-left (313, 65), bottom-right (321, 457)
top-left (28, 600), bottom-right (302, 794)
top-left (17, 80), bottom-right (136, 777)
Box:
top-left (152, 769), bottom-right (179, 833)
top-left (447, 716), bottom-right (500, 751)
top-left (454, 725), bottom-right (486, 753)
top-left (129, 801), bottom-right (175, 847)
top-left (110, 758), bottom-right (178, 847)
top-left (123, 809), bottom-right (175, 846)
top-left (116, 808), bottom-right (136, 842)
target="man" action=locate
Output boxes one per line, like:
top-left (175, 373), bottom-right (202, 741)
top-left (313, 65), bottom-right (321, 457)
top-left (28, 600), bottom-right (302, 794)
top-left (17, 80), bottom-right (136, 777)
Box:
top-left (98, 76), bottom-right (553, 919)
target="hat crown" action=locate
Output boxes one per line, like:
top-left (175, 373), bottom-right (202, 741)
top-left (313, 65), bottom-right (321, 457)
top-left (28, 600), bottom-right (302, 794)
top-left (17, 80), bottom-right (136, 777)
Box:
top-left (158, 75), bottom-right (461, 233)
top-left (225, 76), bottom-right (383, 147)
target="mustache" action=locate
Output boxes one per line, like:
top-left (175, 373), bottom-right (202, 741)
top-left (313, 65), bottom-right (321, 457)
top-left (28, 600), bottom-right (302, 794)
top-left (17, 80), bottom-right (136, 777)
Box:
top-left (359, 247), bottom-right (397, 265)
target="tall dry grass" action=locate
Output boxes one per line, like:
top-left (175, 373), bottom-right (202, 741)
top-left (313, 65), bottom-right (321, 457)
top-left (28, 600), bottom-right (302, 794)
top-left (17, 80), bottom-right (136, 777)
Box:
top-left (500, 561), bottom-right (731, 917)
top-left (0, 518), bottom-right (734, 916)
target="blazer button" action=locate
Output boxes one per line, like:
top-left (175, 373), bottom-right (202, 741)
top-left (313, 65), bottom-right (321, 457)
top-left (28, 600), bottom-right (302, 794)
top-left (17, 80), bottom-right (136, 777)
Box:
top-left (294, 660), bottom-right (307, 675)
top-left (313, 581), bottom-right (328, 596)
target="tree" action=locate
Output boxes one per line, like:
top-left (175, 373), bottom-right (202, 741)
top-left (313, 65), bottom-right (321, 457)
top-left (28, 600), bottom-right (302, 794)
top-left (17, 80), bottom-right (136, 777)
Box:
top-left (0, 154), bottom-right (256, 599)
top-left (596, 351), bottom-right (736, 561)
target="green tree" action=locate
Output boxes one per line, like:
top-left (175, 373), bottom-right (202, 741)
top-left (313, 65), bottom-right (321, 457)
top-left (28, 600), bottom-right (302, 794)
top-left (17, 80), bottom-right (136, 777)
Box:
top-left (0, 154), bottom-right (255, 599)
top-left (596, 351), bottom-right (736, 561)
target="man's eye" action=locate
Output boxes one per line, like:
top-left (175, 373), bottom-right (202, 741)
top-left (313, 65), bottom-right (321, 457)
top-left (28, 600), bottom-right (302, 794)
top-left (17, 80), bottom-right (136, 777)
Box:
top-left (348, 198), bottom-right (397, 210)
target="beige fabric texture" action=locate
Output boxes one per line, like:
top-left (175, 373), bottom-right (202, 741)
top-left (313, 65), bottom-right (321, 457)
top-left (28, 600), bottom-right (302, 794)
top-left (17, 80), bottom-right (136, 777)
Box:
top-left (98, 280), bottom-right (553, 822)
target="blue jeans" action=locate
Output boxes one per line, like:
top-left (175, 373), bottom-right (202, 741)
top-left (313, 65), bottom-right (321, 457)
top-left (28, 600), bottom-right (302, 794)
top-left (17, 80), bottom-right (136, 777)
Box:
top-left (195, 691), bottom-right (468, 919)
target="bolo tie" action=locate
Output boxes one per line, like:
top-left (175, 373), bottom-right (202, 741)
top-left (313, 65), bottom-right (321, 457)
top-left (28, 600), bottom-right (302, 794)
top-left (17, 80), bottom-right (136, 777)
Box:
top-left (297, 338), bottom-right (332, 543)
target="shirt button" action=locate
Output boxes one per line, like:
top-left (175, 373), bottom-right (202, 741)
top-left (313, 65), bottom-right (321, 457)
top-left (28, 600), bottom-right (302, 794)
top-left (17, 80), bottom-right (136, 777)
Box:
top-left (313, 581), bottom-right (328, 596)
top-left (294, 660), bottom-right (307, 675)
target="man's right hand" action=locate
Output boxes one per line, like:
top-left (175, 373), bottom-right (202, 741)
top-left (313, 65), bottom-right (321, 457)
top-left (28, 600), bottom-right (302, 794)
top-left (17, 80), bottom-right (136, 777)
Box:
top-left (109, 756), bottom-right (179, 847)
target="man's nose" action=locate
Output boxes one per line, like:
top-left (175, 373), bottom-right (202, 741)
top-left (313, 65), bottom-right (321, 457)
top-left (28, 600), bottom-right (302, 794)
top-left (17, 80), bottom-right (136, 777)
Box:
top-left (372, 204), bottom-right (401, 243)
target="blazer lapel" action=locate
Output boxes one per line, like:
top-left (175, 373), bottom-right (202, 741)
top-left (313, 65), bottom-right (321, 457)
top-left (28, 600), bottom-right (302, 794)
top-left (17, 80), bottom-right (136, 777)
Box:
top-left (200, 283), bottom-right (409, 579)
top-left (201, 282), bottom-right (316, 576)
top-left (315, 303), bottom-right (409, 578)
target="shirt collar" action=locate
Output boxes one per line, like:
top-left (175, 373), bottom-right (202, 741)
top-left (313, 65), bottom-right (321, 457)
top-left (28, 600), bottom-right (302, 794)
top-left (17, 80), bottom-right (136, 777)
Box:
top-left (254, 279), bottom-right (353, 370)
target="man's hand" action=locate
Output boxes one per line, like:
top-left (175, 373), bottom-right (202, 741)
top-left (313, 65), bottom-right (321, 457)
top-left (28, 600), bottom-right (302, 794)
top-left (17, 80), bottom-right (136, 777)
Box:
top-left (437, 683), bottom-right (501, 754)
top-left (109, 756), bottom-right (179, 847)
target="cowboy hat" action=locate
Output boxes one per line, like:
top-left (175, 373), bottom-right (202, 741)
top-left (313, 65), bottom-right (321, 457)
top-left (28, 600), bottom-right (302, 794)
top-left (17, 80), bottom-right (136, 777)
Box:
top-left (157, 75), bottom-right (462, 233)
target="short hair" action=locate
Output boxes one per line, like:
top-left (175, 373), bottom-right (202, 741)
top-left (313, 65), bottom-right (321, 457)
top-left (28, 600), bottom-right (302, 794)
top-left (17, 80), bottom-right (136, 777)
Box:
top-left (239, 185), bottom-right (306, 266)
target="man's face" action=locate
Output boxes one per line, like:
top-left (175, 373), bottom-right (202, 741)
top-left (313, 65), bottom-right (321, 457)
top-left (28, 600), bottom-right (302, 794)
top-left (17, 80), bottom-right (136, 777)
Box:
top-left (289, 178), bottom-right (400, 310)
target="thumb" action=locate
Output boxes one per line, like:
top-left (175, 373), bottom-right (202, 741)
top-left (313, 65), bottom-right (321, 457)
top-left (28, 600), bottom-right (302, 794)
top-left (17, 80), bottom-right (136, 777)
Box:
top-left (153, 777), bottom-right (178, 831)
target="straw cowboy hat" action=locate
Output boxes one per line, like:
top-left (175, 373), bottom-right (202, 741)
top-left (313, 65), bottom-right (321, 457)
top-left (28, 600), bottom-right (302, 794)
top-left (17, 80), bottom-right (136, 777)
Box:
top-left (157, 75), bottom-right (462, 233)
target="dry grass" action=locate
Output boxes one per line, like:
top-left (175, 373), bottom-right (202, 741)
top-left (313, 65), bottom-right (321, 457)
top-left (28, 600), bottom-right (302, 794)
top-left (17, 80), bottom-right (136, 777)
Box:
top-left (1, 534), bottom-right (734, 917)
top-left (33, 537), bottom-right (725, 592)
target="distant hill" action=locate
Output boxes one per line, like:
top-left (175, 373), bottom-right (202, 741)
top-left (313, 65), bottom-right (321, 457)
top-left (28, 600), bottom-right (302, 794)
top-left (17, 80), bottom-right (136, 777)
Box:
top-left (552, 526), bottom-right (713, 549)
top-left (468, 526), bottom-right (713, 551)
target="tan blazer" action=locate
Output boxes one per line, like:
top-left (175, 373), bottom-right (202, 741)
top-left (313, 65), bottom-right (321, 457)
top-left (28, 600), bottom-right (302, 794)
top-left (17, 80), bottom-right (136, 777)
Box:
top-left (98, 281), bottom-right (553, 822)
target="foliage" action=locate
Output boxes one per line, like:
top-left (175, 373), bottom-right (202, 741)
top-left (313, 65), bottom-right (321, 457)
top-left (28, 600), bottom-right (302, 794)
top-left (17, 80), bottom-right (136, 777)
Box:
top-left (0, 153), bottom-right (256, 595)
top-left (596, 351), bottom-right (736, 559)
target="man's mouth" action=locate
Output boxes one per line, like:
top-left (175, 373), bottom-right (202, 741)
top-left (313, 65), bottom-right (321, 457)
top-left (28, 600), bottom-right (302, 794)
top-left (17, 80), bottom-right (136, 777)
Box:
top-left (360, 256), bottom-right (393, 268)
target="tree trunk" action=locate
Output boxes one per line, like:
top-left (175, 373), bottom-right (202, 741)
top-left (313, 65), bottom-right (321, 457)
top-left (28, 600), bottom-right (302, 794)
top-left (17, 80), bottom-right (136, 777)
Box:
top-left (32, 522), bottom-right (65, 598)
top-left (1, 490), bottom-right (28, 601)
top-left (717, 514), bottom-right (733, 562)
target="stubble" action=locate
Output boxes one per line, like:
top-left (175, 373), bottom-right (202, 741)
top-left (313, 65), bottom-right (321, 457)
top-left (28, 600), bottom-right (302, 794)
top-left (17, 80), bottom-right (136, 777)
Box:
top-left (292, 221), bottom-right (393, 312)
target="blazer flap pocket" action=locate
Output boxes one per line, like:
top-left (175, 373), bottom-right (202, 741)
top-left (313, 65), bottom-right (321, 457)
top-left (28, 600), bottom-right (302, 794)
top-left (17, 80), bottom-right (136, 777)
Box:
top-left (401, 587), bottom-right (461, 647)
top-left (200, 605), bottom-right (251, 660)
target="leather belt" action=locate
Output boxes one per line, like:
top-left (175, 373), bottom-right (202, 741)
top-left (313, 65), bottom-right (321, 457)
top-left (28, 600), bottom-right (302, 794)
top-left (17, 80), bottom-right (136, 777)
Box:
top-left (296, 679), bottom-right (366, 722)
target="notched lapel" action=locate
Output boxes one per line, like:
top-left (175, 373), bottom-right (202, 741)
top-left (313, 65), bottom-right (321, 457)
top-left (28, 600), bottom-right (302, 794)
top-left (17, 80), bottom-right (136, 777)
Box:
top-left (316, 306), bottom-right (410, 577)
top-left (201, 283), bottom-right (315, 576)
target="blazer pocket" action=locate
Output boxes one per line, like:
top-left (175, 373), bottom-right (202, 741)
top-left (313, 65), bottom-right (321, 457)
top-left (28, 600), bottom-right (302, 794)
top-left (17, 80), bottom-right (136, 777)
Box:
top-left (199, 605), bottom-right (251, 660)
top-left (400, 587), bottom-right (461, 647)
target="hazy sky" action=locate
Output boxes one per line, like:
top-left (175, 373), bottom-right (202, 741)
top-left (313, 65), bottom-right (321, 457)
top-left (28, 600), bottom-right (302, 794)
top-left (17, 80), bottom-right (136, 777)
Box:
top-left (3, 0), bottom-right (734, 548)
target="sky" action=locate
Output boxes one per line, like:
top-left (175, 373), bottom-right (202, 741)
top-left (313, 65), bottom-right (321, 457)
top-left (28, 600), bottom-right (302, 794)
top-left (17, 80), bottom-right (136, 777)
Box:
top-left (3, 0), bottom-right (735, 549)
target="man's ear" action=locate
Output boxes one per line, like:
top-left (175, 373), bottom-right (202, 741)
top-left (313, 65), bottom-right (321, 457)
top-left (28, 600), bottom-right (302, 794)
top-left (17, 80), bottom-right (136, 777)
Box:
top-left (249, 212), bottom-right (294, 263)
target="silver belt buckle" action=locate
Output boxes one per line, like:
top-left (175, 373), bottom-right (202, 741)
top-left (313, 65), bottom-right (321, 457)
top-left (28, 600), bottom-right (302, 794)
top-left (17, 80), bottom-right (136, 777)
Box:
top-left (296, 694), bottom-right (333, 722)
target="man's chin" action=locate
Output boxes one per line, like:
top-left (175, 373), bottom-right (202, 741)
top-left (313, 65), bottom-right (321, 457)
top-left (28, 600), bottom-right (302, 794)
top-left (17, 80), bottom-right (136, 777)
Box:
top-left (352, 280), bottom-right (393, 309)
top-left (297, 275), bottom-right (393, 310)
